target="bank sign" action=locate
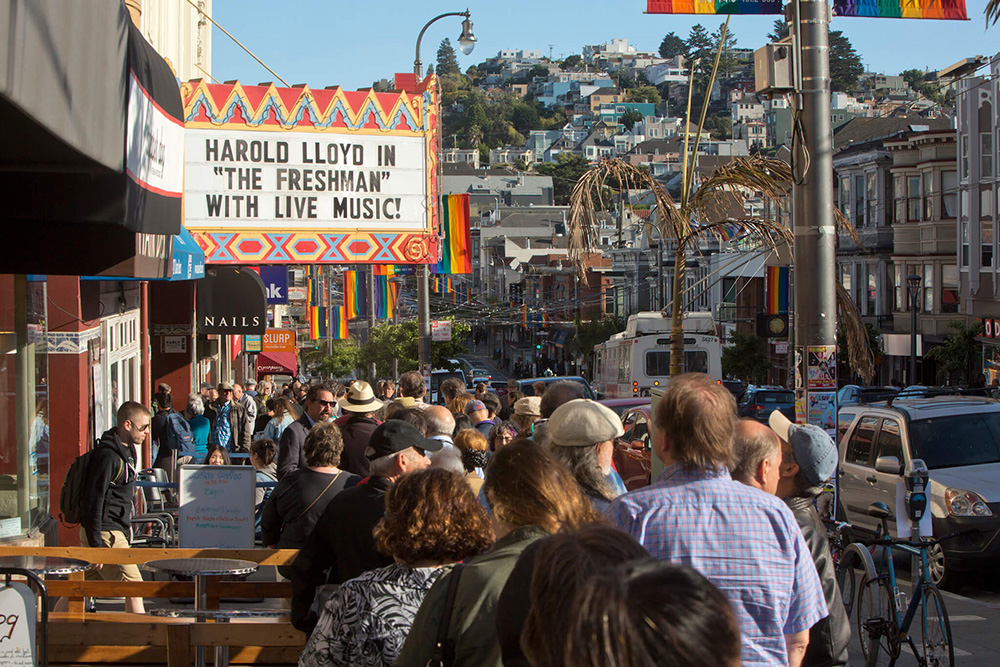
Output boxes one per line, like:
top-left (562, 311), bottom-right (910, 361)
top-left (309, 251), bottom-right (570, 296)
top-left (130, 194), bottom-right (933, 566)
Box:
top-left (180, 80), bottom-right (440, 266)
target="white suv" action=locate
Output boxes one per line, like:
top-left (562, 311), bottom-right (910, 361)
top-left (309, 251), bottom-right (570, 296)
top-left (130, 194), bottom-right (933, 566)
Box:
top-left (838, 395), bottom-right (1000, 589)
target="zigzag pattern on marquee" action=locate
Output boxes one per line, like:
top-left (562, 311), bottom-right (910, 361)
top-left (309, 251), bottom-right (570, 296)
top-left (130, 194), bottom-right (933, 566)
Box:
top-left (190, 231), bottom-right (438, 265)
top-left (180, 78), bottom-right (435, 132)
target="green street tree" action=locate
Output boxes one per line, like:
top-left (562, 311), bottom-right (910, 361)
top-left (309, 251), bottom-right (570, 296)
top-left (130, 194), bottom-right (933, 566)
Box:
top-left (926, 320), bottom-right (984, 385)
top-left (711, 22), bottom-right (740, 80)
top-left (561, 55), bottom-right (583, 70)
top-left (436, 38), bottom-right (461, 77)
top-left (534, 153), bottom-right (608, 206)
top-left (625, 86), bottom-right (662, 106)
top-left (316, 339), bottom-right (361, 379)
top-left (767, 19), bottom-right (789, 41)
top-left (619, 108), bottom-right (644, 132)
top-left (829, 31), bottom-right (863, 92)
top-left (721, 331), bottom-right (770, 385)
top-left (658, 31), bottom-right (687, 59)
top-left (359, 319), bottom-right (471, 378)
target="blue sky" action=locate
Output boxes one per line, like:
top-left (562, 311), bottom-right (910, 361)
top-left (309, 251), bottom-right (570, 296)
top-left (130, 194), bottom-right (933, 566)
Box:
top-left (211, 1), bottom-right (999, 91)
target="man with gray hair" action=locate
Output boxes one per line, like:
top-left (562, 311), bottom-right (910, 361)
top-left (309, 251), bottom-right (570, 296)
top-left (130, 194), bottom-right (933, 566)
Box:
top-left (547, 398), bottom-right (624, 512)
top-left (289, 420), bottom-right (440, 634)
top-left (540, 379), bottom-right (586, 419)
top-left (731, 418), bottom-right (782, 495)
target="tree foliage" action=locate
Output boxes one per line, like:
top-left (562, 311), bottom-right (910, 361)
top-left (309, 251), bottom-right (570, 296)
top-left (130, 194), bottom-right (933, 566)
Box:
top-left (625, 86), bottom-right (662, 106)
top-left (316, 339), bottom-right (361, 379)
top-left (436, 38), bottom-right (461, 77)
top-left (685, 24), bottom-right (714, 69)
top-left (358, 319), bottom-right (471, 379)
top-left (829, 31), bottom-right (863, 92)
top-left (926, 320), bottom-right (984, 385)
top-left (534, 152), bottom-right (609, 207)
top-left (619, 108), bottom-right (644, 132)
top-left (705, 113), bottom-right (732, 140)
top-left (901, 69), bottom-right (944, 104)
top-left (567, 316), bottom-right (624, 356)
top-left (658, 32), bottom-right (687, 59)
top-left (711, 22), bottom-right (740, 80)
top-left (561, 55), bottom-right (583, 70)
top-left (767, 19), bottom-right (789, 41)
top-left (721, 330), bottom-right (770, 385)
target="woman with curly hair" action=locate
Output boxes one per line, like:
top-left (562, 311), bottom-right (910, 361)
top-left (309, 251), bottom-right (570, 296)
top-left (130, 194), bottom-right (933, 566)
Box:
top-left (396, 440), bottom-right (602, 667)
top-left (299, 468), bottom-right (493, 667)
top-left (453, 429), bottom-right (490, 494)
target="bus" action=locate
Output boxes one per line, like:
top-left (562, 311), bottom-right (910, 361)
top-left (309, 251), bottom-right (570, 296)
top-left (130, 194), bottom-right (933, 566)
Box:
top-left (593, 311), bottom-right (722, 398)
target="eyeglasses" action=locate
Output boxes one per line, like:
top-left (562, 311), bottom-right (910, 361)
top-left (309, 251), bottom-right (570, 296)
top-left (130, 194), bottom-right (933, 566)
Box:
top-left (131, 421), bottom-right (150, 432)
top-left (316, 400), bottom-right (337, 408)
top-left (220, 389), bottom-right (233, 394)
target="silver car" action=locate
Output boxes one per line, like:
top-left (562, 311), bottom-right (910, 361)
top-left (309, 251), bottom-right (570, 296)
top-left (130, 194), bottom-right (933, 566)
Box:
top-left (838, 396), bottom-right (1000, 590)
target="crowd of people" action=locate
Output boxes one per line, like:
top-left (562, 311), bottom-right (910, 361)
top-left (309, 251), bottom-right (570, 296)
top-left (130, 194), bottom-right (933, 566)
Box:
top-left (88, 370), bottom-right (847, 667)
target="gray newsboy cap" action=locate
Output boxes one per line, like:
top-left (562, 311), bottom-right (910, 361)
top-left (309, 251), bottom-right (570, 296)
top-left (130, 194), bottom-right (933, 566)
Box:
top-left (548, 399), bottom-right (625, 447)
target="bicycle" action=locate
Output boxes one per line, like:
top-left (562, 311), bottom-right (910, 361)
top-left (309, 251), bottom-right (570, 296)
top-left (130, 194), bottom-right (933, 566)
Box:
top-left (823, 518), bottom-right (858, 615)
top-left (855, 501), bottom-right (959, 667)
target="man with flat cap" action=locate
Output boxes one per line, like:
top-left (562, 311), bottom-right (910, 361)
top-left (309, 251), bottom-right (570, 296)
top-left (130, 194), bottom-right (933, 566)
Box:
top-left (547, 398), bottom-right (624, 512)
top-left (769, 411), bottom-right (850, 667)
top-left (289, 419), bottom-right (442, 634)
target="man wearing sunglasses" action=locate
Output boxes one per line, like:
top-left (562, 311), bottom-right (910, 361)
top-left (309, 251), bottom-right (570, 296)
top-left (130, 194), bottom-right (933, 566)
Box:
top-left (277, 382), bottom-right (336, 480)
top-left (80, 401), bottom-right (149, 614)
top-left (206, 381), bottom-right (254, 456)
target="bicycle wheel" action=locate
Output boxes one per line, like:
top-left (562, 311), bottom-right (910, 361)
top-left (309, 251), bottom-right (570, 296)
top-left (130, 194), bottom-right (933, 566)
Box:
top-left (837, 559), bottom-right (856, 615)
top-left (857, 575), bottom-right (894, 667)
top-left (916, 584), bottom-right (954, 667)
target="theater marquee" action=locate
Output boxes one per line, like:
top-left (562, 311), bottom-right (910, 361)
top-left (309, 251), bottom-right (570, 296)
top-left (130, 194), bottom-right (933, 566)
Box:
top-left (180, 78), bottom-right (440, 265)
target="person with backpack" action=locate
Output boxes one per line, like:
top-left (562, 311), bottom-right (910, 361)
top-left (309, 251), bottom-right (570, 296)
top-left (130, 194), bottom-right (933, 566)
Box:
top-left (250, 438), bottom-right (278, 542)
top-left (78, 401), bottom-right (149, 614)
top-left (152, 393), bottom-right (196, 476)
top-left (150, 391), bottom-right (175, 465)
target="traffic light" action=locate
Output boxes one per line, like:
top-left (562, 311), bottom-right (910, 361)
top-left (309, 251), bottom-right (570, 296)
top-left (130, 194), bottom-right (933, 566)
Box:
top-left (535, 343), bottom-right (541, 350)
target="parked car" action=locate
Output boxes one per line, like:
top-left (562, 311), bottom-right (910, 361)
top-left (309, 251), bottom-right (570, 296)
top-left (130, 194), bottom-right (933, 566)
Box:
top-left (613, 405), bottom-right (653, 491)
top-left (600, 397), bottom-right (652, 418)
top-left (517, 376), bottom-right (597, 400)
top-left (737, 385), bottom-right (795, 422)
top-left (837, 385), bottom-right (899, 406)
top-left (838, 394), bottom-right (1000, 589)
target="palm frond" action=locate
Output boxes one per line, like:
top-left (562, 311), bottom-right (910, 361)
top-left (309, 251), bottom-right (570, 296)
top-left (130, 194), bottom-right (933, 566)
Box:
top-left (833, 207), bottom-right (863, 247)
top-left (836, 281), bottom-right (875, 384)
top-left (689, 218), bottom-right (794, 249)
top-left (987, 0), bottom-right (1000, 25)
top-left (687, 157), bottom-right (792, 216)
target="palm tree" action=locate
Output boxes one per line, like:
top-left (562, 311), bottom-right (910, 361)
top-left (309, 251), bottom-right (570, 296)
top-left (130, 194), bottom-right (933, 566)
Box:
top-left (987, 0), bottom-right (999, 25)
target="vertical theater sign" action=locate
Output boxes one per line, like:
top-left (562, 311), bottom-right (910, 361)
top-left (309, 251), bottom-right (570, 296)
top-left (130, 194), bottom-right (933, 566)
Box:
top-left (180, 78), bottom-right (439, 266)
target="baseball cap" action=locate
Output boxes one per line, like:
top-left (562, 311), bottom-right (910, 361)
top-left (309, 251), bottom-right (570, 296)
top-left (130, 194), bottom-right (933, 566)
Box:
top-left (514, 396), bottom-right (542, 417)
top-left (548, 399), bottom-right (625, 447)
top-left (464, 399), bottom-right (486, 414)
top-left (768, 411), bottom-right (838, 486)
top-left (365, 420), bottom-right (443, 460)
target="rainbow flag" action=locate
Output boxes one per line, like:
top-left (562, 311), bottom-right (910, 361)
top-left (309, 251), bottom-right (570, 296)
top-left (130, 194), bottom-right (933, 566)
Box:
top-left (344, 270), bottom-right (366, 319)
top-left (372, 265), bottom-right (396, 319)
top-left (714, 223), bottom-right (743, 242)
top-left (332, 306), bottom-right (348, 340)
top-left (436, 194), bottom-right (472, 274)
top-left (646, 0), bottom-right (783, 15)
top-left (309, 306), bottom-right (321, 339)
top-left (766, 266), bottom-right (789, 314)
top-left (833, 0), bottom-right (966, 19)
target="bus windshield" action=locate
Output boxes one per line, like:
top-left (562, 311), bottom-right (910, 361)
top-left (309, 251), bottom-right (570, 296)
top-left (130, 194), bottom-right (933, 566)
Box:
top-left (645, 350), bottom-right (708, 376)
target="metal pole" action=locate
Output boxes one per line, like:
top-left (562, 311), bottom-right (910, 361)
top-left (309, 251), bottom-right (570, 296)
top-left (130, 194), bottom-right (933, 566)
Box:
top-left (910, 289), bottom-right (918, 384)
top-left (790, 0), bottom-right (837, 425)
top-left (367, 268), bottom-right (377, 380)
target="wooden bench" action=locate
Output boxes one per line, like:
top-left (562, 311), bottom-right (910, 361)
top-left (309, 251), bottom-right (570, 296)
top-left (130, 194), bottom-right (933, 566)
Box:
top-left (0, 546), bottom-right (307, 666)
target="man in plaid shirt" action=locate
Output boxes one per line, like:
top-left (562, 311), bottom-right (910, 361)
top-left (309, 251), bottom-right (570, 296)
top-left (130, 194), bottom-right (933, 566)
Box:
top-left (608, 373), bottom-right (828, 667)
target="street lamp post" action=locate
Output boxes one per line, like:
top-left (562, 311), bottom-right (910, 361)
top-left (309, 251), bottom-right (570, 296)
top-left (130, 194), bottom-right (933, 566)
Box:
top-left (907, 274), bottom-right (922, 385)
top-left (413, 10), bottom-right (476, 379)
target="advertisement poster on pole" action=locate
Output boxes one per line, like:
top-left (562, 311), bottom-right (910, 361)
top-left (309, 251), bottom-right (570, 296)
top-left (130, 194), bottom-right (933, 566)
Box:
top-left (808, 391), bottom-right (838, 437)
top-left (807, 345), bottom-right (837, 389)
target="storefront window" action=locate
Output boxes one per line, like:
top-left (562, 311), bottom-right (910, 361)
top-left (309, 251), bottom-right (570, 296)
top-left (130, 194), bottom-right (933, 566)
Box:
top-left (0, 276), bottom-right (49, 537)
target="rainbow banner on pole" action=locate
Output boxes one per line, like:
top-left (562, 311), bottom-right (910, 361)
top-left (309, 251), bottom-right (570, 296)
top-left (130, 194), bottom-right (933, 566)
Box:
top-left (646, 0), bottom-right (966, 17)
top-left (832, 0), bottom-right (966, 19)
top-left (344, 270), bottom-right (366, 319)
top-left (372, 265), bottom-right (397, 319)
top-left (436, 194), bottom-right (472, 274)
top-left (766, 266), bottom-right (789, 314)
top-left (332, 306), bottom-right (348, 340)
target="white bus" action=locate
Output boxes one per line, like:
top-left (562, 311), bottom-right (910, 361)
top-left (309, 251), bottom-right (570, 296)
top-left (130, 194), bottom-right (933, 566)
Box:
top-left (593, 311), bottom-right (722, 398)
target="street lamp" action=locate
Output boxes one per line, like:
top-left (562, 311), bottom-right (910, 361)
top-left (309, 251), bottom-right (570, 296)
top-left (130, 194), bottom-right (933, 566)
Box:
top-left (907, 273), bottom-right (922, 385)
top-left (413, 10), bottom-right (476, 379)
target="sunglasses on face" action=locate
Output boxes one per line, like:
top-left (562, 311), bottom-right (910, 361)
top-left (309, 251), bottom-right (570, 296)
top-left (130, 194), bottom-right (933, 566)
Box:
top-left (131, 421), bottom-right (150, 432)
top-left (316, 399), bottom-right (337, 408)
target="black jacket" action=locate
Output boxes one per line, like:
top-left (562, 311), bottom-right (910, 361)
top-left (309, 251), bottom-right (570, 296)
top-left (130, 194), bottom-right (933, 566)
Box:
top-left (336, 413), bottom-right (380, 477)
top-left (289, 475), bottom-right (394, 634)
top-left (277, 413), bottom-right (313, 480)
top-left (785, 496), bottom-right (851, 667)
top-left (81, 429), bottom-right (137, 548)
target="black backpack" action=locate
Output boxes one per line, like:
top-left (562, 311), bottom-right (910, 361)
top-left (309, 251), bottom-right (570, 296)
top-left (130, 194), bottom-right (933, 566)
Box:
top-left (58, 444), bottom-right (126, 526)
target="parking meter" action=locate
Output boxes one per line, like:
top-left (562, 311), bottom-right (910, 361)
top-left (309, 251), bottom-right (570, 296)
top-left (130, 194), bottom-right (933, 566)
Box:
top-left (904, 459), bottom-right (930, 538)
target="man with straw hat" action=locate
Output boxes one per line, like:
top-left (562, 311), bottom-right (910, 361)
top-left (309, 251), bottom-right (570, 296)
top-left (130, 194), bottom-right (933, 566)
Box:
top-left (335, 381), bottom-right (383, 477)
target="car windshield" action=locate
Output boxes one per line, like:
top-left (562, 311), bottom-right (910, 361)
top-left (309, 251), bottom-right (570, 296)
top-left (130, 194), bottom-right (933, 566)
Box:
top-left (756, 391), bottom-right (794, 404)
top-left (909, 413), bottom-right (1000, 469)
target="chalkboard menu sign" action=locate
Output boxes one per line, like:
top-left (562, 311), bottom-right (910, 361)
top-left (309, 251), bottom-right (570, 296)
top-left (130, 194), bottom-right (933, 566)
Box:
top-left (178, 465), bottom-right (255, 548)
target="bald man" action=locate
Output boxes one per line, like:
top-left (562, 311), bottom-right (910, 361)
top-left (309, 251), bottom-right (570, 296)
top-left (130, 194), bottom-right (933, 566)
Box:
top-left (731, 418), bottom-right (782, 496)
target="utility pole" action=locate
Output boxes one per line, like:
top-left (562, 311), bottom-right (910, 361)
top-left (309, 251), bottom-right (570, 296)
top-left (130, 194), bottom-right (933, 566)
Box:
top-left (367, 268), bottom-right (377, 380)
top-left (789, 0), bottom-right (838, 426)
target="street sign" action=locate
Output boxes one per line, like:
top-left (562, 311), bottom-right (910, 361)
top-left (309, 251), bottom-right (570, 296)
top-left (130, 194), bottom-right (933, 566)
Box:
top-left (431, 320), bottom-right (452, 342)
top-left (288, 286), bottom-right (307, 301)
top-left (775, 340), bottom-right (789, 355)
top-left (244, 334), bottom-right (262, 353)
top-left (260, 266), bottom-right (288, 304)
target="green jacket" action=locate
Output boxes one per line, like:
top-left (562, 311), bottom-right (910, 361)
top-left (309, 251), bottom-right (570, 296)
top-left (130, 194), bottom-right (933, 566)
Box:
top-left (393, 525), bottom-right (549, 667)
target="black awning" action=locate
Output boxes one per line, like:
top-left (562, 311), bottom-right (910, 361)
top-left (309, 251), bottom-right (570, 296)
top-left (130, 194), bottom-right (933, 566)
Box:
top-left (1, 0), bottom-right (183, 276)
